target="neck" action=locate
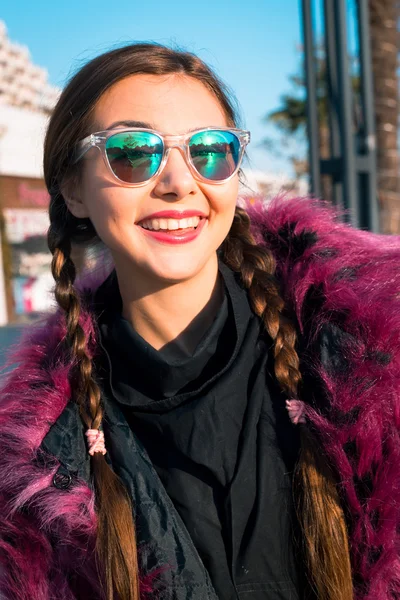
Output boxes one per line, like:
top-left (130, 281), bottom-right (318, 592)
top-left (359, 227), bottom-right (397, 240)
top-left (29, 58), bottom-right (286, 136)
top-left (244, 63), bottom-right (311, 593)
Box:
top-left (116, 255), bottom-right (223, 358)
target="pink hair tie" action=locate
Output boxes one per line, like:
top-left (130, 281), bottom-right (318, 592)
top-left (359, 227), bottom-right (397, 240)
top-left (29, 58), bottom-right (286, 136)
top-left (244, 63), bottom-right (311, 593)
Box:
top-left (286, 399), bottom-right (307, 425)
top-left (86, 429), bottom-right (107, 456)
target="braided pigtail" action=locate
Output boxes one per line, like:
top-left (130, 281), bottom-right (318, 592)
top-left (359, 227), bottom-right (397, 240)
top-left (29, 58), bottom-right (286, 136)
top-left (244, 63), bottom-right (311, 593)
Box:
top-left (221, 207), bottom-right (353, 600)
top-left (48, 201), bottom-right (140, 600)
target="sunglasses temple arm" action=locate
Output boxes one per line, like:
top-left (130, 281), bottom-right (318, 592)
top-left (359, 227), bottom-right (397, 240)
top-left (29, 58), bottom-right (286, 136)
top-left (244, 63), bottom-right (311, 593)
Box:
top-left (73, 134), bottom-right (102, 164)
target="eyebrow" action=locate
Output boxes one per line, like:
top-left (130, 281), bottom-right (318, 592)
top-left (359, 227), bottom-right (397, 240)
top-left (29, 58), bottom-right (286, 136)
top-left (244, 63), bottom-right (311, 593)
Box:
top-left (105, 120), bottom-right (154, 130)
top-left (104, 120), bottom-right (224, 134)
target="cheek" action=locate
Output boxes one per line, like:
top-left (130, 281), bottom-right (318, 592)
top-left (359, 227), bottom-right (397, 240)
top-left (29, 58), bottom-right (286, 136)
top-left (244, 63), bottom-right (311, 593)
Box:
top-left (80, 169), bottom-right (142, 241)
top-left (206, 178), bottom-right (239, 222)
top-left (204, 179), bottom-right (238, 249)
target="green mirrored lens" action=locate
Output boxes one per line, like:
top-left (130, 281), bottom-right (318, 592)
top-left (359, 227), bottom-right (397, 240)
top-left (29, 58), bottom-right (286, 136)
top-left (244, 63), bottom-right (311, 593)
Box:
top-left (189, 130), bottom-right (240, 181)
top-left (105, 131), bottom-right (163, 183)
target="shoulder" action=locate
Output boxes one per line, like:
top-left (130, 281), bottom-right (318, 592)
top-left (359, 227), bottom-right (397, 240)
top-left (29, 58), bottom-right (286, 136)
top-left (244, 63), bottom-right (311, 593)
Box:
top-left (0, 312), bottom-right (70, 427)
top-left (0, 314), bottom-right (71, 499)
top-left (248, 195), bottom-right (400, 473)
top-left (0, 301), bottom-right (99, 485)
top-left (247, 195), bottom-right (400, 333)
top-left (247, 196), bottom-right (400, 404)
top-left (0, 254), bottom-right (112, 473)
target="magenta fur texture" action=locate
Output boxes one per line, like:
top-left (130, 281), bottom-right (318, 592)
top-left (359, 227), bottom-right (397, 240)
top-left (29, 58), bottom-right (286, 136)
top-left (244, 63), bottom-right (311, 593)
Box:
top-left (249, 196), bottom-right (400, 599)
top-left (0, 196), bottom-right (399, 598)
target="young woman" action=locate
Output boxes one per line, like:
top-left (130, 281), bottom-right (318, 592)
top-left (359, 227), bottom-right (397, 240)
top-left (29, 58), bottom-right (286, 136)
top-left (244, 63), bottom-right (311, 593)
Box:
top-left (0, 43), bottom-right (399, 600)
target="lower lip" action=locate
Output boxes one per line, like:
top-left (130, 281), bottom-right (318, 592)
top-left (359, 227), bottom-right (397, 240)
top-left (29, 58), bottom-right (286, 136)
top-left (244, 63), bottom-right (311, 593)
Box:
top-left (137, 218), bottom-right (207, 245)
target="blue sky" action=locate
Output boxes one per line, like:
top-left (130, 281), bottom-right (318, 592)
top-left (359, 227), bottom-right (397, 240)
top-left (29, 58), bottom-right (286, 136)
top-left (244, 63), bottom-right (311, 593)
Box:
top-left (1, 0), bottom-right (303, 175)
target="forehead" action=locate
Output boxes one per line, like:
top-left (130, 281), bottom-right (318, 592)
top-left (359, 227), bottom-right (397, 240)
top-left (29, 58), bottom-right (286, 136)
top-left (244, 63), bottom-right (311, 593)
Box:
top-left (93, 73), bottom-right (229, 134)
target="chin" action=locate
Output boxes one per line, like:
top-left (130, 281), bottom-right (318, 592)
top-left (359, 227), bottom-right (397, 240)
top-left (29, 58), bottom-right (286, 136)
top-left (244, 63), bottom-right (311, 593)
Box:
top-left (138, 251), bottom-right (216, 285)
top-left (111, 242), bottom-right (218, 287)
top-left (148, 262), bottom-right (206, 284)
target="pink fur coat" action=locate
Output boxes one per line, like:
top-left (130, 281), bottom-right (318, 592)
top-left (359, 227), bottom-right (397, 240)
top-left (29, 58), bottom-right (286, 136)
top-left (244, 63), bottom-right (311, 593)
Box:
top-left (1, 197), bottom-right (400, 599)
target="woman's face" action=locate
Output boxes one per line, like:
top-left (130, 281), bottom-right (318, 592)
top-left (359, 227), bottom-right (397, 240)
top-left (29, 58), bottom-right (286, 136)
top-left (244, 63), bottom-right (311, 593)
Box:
top-left (68, 73), bottom-right (239, 285)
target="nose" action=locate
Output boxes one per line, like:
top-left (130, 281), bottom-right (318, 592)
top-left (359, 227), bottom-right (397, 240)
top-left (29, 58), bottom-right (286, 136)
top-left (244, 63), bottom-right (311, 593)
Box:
top-left (152, 147), bottom-right (197, 200)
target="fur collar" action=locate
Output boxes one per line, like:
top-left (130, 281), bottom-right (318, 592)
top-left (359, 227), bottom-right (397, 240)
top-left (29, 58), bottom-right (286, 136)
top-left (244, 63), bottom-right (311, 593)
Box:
top-left (1, 196), bottom-right (400, 599)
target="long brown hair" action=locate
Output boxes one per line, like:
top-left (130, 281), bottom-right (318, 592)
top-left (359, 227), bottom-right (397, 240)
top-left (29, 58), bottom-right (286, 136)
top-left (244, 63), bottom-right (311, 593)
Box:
top-left (44, 43), bottom-right (352, 599)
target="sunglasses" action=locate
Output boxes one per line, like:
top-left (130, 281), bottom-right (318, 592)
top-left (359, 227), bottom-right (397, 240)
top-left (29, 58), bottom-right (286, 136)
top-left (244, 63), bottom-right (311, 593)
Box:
top-left (74, 127), bottom-right (250, 186)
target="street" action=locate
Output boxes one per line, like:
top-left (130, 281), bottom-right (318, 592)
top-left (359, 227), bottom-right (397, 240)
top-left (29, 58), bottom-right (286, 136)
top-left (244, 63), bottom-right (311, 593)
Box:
top-left (0, 324), bottom-right (25, 372)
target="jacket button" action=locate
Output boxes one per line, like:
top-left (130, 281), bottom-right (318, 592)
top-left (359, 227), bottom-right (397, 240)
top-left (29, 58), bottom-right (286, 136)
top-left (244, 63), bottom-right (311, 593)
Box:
top-left (53, 467), bottom-right (72, 490)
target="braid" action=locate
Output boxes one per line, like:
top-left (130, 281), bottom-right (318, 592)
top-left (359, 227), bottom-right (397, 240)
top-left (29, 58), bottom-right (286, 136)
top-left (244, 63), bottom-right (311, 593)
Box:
top-left (48, 198), bottom-right (140, 600)
top-left (222, 207), bottom-right (300, 396)
top-left (50, 237), bottom-right (101, 429)
top-left (222, 207), bottom-right (353, 600)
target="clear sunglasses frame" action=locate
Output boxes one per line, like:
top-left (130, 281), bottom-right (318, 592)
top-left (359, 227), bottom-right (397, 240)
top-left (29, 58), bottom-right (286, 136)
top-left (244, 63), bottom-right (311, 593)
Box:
top-left (74, 126), bottom-right (251, 186)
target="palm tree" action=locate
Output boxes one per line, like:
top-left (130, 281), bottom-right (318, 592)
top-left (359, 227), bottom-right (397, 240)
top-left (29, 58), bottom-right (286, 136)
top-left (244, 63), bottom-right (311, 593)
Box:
top-left (264, 54), bottom-right (337, 202)
top-left (264, 1), bottom-right (400, 232)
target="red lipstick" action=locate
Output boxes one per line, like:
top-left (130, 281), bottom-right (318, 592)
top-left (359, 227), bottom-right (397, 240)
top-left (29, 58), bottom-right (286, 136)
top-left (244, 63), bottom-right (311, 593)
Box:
top-left (137, 211), bottom-right (207, 245)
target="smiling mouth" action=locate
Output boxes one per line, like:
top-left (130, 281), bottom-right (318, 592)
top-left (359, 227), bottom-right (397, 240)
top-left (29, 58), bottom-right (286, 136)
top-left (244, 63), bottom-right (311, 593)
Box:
top-left (136, 215), bottom-right (207, 245)
top-left (138, 216), bottom-right (204, 232)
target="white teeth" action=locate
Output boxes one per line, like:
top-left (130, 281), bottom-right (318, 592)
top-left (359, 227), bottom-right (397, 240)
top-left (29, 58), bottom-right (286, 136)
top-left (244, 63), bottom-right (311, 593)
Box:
top-left (139, 216), bottom-right (201, 231)
top-left (168, 219), bottom-right (179, 230)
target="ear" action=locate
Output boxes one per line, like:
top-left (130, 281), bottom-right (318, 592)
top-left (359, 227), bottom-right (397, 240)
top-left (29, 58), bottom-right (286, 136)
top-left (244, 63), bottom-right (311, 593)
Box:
top-left (61, 182), bottom-right (90, 219)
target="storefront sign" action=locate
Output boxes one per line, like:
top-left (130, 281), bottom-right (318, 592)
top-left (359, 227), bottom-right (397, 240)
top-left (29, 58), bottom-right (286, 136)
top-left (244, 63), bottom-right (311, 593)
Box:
top-left (0, 175), bottom-right (50, 209)
top-left (18, 183), bottom-right (50, 208)
top-left (3, 208), bottom-right (53, 314)
top-left (3, 208), bottom-right (49, 243)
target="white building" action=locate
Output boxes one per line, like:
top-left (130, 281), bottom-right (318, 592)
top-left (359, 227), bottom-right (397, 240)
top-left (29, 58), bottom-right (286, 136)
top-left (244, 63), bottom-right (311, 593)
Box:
top-left (0, 20), bottom-right (60, 179)
top-left (0, 20), bottom-right (59, 115)
top-left (0, 21), bottom-right (60, 323)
